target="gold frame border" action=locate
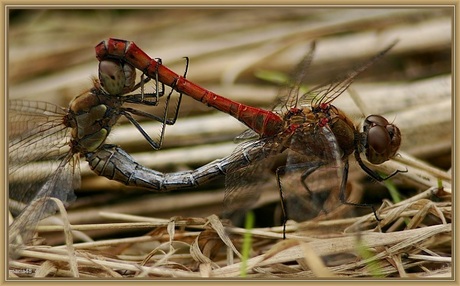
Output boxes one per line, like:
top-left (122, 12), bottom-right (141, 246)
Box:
top-left (2, 3), bottom-right (457, 285)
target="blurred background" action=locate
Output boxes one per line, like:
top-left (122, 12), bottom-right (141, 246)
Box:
top-left (8, 7), bottom-right (452, 241)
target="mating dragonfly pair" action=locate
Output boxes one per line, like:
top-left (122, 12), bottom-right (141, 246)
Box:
top-left (9, 38), bottom-right (402, 250)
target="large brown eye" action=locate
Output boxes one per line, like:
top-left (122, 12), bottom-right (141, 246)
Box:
top-left (364, 115), bottom-right (388, 132)
top-left (98, 60), bottom-right (136, 95)
top-left (364, 115), bottom-right (401, 164)
top-left (368, 125), bottom-right (391, 154)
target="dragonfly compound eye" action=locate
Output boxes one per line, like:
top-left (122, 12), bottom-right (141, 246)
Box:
top-left (98, 60), bottom-right (136, 96)
top-left (364, 115), bottom-right (401, 164)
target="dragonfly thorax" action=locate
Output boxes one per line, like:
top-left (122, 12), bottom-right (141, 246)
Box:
top-left (282, 107), bottom-right (314, 126)
top-left (325, 107), bottom-right (356, 159)
top-left (67, 87), bottom-right (123, 153)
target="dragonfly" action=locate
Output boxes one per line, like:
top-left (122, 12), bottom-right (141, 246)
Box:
top-left (93, 38), bottom-right (403, 234)
top-left (8, 54), bottom-right (185, 250)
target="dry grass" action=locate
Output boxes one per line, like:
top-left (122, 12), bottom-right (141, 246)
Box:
top-left (9, 185), bottom-right (452, 278)
top-left (7, 7), bottom-right (452, 279)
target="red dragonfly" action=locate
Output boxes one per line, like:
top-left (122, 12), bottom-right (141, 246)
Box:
top-left (94, 38), bottom-right (402, 233)
top-left (8, 54), bottom-right (184, 250)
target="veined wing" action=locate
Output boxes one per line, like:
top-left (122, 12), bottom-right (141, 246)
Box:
top-left (9, 152), bottom-right (80, 251)
top-left (8, 100), bottom-right (74, 213)
top-left (271, 41), bottom-right (316, 113)
top-left (280, 121), bottom-right (344, 219)
top-left (9, 100), bottom-right (71, 169)
top-left (222, 137), bottom-right (285, 220)
top-left (298, 40), bottom-right (398, 108)
top-left (223, 119), bottom-right (344, 223)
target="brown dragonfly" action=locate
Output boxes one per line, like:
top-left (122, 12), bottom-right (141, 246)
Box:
top-left (8, 55), bottom-right (185, 251)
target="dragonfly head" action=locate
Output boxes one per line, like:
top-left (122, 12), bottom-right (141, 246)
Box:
top-left (363, 115), bottom-right (401, 164)
top-left (98, 60), bottom-right (136, 95)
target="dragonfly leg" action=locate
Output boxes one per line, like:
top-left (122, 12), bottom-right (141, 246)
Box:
top-left (131, 74), bottom-right (152, 100)
top-left (151, 57), bottom-right (188, 148)
top-left (132, 58), bottom-right (165, 106)
top-left (125, 62), bottom-right (165, 106)
top-left (275, 166), bottom-right (289, 239)
top-left (163, 57), bottom-right (189, 126)
top-left (299, 163), bottom-right (331, 216)
top-left (119, 110), bottom-right (162, 150)
top-left (118, 58), bottom-right (189, 150)
top-left (354, 151), bottom-right (406, 181)
top-left (275, 161), bottom-right (325, 239)
top-left (340, 159), bottom-right (382, 221)
top-left (123, 81), bottom-right (164, 106)
top-left (299, 166), bottom-right (318, 197)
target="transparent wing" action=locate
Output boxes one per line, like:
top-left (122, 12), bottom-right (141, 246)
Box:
top-left (222, 138), bottom-right (285, 222)
top-left (8, 100), bottom-right (80, 247)
top-left (9, 100), bottom-right (70, 167)
top-left (222, 122), bottom-right (344, 224)
top-left (233, 128), bottom-right (260, 143)
top-left (271, 41), bottom-right (316, 112)
top-left (298, 40), bottom-right (398, 108)
top-left (9, 100), bottom-right (72, 207)
top-left (9, 153), bottom-right (79, 249)
top-left (280, 124), bottom-right (345, 222)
